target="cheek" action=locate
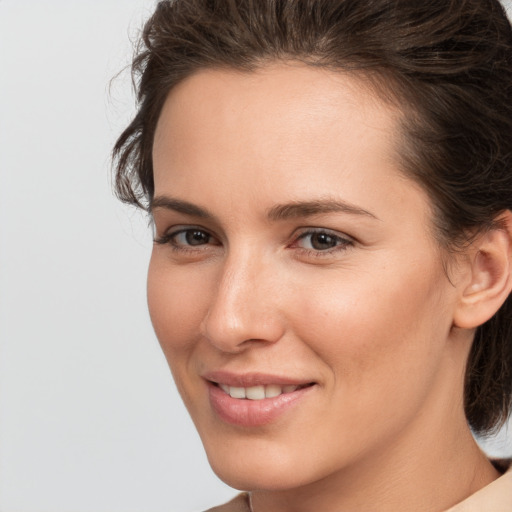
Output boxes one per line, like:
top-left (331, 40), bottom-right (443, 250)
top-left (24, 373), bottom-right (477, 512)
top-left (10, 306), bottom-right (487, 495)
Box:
top-left (147, 254), bottom-right (211, 354)
top-left (146, 254), bottom-right (219, 414)
top-left (293, 261), bottom-right (453, 396)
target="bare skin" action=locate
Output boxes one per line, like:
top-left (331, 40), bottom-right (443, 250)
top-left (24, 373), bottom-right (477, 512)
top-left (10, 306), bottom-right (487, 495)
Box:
top-left (148, 63), bottom-right (510, 511)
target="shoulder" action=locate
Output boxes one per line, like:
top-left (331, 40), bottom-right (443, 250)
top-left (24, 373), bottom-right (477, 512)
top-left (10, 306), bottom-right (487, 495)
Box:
top-left (203, 493), bottom-right (251, 512)
top-left (445, 459), bottom-right (512, 511)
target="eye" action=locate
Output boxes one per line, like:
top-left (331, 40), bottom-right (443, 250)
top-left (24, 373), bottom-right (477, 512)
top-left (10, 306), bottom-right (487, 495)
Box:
top-left (154, 227), bottom-right (220, 251)
top-left (291, 229), bottom-right (353, 253)
top-left (174, 229), bottom-right (212, 246)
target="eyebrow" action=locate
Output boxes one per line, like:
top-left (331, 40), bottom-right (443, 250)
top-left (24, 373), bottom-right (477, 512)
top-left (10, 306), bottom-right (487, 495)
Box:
top-left (150, 196), bottom-right (215, 218)
top-left (150, 195), bottom-right (378, 221)
top-left (266, 199), bottom-right (378, 221)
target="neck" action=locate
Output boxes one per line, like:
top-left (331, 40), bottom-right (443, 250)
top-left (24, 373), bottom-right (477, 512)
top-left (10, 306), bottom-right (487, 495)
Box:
top-left (250, 424), bottom-right (498, 512)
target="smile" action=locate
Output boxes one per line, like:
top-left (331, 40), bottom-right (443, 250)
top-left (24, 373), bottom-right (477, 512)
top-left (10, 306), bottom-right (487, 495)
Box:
top-left (217, 383), bottom-right (309, 400)
top-left (204, 372), bottom-right (317, 427)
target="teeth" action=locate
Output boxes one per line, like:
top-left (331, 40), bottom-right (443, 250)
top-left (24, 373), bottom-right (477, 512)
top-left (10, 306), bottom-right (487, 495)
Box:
top-left (229, 387), bottom-right (246, 399)
top-left (219, 383), bottom-right (302, 400)
top-left (265, 384), bottom-right (282, 398)
top-left (246, 385), bottom-right (265, 400)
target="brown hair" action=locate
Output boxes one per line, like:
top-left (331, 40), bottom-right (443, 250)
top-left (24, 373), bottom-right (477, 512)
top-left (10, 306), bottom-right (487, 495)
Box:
top-left (113, 0), bottom-right (512, 435)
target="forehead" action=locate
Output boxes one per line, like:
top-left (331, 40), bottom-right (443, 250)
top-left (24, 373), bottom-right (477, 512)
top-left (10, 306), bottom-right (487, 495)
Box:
top-left (154, 63), bottom-right (399, 142)
top-left (151, 63), bottom-right (435, 236)
top-left (153, 63), bottom-right (402, 185)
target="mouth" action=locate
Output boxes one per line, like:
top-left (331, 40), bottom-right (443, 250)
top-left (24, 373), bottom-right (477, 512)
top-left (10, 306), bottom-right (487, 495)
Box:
top-left (203, 372), bottom-right (317, 427)
top-left (213, 382), bottom-right (314, 400)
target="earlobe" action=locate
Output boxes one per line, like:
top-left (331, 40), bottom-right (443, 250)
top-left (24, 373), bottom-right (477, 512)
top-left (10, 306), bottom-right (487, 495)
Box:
top-left (453, 211), bottom-right (512, 330)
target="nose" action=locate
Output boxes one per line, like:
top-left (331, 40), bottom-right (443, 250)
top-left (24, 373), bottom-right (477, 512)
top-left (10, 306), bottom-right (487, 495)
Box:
top-left (200, 250), bottom-right (286, 353)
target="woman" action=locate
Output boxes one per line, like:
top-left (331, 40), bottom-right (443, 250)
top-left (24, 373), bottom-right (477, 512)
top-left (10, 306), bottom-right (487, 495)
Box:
top-left (113, 1), bottom-right (512, 510)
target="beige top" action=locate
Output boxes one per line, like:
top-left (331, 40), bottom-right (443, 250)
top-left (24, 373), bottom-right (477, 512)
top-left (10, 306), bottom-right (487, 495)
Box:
top-left (205, 493), bottom-right (250, 512)
top-left (446, 459), bottom-right (512, 512)
top-left (205, 460), bottom-right (512, 512)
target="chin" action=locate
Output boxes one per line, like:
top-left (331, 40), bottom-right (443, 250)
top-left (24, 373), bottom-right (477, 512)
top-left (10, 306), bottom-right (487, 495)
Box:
top-left (203, 437), bottom-right (332, 492)
top-left (209, 459), bottom-right (304, 491)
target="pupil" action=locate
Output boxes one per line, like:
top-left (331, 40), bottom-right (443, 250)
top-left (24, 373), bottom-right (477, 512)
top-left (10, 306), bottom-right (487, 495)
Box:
top-left (312, 233), bottom-right (336, 250)
top-left (186, 230), bottom-right (209, 245)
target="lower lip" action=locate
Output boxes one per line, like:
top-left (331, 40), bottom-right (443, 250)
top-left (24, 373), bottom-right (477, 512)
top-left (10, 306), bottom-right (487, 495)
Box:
top-left (207, 382), bottom-right (314, 427)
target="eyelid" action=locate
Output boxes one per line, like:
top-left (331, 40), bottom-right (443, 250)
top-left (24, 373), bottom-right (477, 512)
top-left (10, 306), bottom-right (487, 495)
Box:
top-left (289, 227), bottom-right (354, 255)
top-left (153, 224), bottom-right (353, 257)
top-left (292, 226), bottom-right (354, 242)
top-left (153, 225), bottom-right (220, 247)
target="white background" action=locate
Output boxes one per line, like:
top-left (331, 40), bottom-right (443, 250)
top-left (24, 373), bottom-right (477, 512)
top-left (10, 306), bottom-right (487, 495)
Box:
top-left (0, 1), bottom-right (511, 511)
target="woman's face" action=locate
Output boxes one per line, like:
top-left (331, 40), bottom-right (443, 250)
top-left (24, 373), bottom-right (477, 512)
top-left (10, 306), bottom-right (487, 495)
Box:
top-left (149, 64), bottom-right (464, 490)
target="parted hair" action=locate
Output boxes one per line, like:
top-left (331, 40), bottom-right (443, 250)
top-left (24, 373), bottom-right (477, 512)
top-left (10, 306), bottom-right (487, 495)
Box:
top-left (113, 0), bottom-right (512, 434)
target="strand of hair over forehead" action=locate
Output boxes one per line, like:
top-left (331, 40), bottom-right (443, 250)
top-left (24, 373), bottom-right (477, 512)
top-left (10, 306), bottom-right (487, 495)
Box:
top-left (151, 0), bottom-right (509, 74)
top-left (124, 0), bottom-right (512, 210)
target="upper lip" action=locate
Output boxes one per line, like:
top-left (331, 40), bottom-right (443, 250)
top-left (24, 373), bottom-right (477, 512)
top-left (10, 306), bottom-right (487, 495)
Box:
top-left (203, 370), bottom-right (315, 388)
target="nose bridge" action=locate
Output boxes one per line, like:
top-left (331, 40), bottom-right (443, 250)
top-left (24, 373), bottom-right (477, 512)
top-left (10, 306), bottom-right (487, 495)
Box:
top-left (201, 244), bottom-right (284, 351)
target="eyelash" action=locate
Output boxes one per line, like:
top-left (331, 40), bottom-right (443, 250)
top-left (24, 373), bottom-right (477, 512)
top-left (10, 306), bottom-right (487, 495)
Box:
top-left (154, 227), bottom-right (220, 254)
top-left (154, 227), bottom-right (353, 258)
top-left (291, 229), bottom-right (354, 257)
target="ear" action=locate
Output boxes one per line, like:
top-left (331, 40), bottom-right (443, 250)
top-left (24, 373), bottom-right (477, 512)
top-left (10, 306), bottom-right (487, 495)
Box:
top-left (453, 211), bottom-right (512, 329)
